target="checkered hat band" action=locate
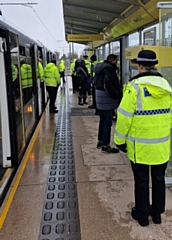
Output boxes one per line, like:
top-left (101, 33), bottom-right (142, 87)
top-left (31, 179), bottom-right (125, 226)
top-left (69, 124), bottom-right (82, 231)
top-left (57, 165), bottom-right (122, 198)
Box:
top-left (135, 108), bottom-right (170, 115)
top-left (137, 57), bottom-right (157, 62)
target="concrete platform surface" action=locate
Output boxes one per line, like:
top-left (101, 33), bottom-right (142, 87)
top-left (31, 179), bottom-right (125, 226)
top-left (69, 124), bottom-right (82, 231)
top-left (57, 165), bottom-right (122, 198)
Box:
top-left (71, 92), bottom-right (172, 240)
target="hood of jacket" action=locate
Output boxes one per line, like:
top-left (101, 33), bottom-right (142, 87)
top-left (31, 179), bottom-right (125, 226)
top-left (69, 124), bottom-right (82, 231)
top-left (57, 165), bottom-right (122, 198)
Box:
top-left (21, 63), bottom-right (32, 71)
top-left (132, 73), bottom-right (172, 98)
top-left (45, 63), bottom-right (56, 69)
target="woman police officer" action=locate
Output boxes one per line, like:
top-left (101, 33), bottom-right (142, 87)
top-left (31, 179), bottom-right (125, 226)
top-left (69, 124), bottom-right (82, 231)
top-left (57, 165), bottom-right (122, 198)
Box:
top-left (114, 50), bottom-right (172, 227)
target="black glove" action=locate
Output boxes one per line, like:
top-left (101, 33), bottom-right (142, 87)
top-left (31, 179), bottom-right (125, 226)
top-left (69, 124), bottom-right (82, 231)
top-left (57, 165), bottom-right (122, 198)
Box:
top-left (116, 143), bottom-right (127, 153)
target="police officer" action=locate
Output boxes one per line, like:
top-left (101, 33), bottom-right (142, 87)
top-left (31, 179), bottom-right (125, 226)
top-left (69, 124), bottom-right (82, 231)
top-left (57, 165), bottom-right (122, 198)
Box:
top-left (88, 54), bottom-right (98, 112)
top-left (20, 60), bottom-right (33, 104)
top-left (114, 50), bottom-right (172, 227)
top-left (58, 59), bottom-right (65, 84)
top-left (38, 58), bottom-right (44, 83)
top-left (83, 55), bottom-right (91, 95)
top-left (70, 58), bottom-right (77, 92)
top-left (44, 60), bottom-right (61, 113)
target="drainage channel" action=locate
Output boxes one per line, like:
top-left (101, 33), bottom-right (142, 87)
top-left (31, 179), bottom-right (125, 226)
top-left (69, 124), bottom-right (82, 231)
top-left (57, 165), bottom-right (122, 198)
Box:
top-left (39, 86), bottom-right (81, 240)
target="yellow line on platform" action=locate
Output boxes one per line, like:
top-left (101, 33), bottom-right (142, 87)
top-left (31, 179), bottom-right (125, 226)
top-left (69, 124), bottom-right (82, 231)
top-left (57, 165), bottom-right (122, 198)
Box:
top-left (0, 111), bottom-right (46, 229)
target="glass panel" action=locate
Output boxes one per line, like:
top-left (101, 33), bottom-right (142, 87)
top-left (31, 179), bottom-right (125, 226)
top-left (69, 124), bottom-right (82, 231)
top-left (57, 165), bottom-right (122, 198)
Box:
top-left (159, 8), bottom-right (172, 180)
top-left (20, 49), bottom-right (37, 141)
top-left (111, 41), bottom-right (121, 82)
top-left (111, 41), bottom-right (120, 54)
top-left (10, 33), bottom-right (25, 158)
top-left (0, 94), bottom-right (3, 165)
top-left (104, 43), bottom-right (109, 59)
top-left (142, 24), bottom-right (159, 46)
top-left (38, 59), bottom-right (43, 115)
top-left (128, 32), bottom-right (139, 47)
top-left (164, 14), bottom-right (172, 46)
top-left (98, 46), bottom-right (103, 61)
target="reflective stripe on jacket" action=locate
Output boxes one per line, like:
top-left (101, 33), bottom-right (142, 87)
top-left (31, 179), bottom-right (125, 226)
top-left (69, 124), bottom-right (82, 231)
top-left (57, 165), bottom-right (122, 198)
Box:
top-left (44, 63), bottom-right (61, 87)
top-left (114, 74), bottom-right (172, 165)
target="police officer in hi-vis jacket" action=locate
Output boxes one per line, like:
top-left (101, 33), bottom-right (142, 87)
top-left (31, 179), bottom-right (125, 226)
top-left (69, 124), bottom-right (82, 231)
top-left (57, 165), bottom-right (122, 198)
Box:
top-left (114, 50), bottom-right (172, 227)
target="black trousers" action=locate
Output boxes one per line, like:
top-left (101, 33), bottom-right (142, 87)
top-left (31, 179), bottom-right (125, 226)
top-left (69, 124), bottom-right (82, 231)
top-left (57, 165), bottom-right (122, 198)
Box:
top-left (131, 161), bottom-right (168, 219)
top-left (91, 85), bottom-right (96, 107)
top-left (46, 86), bottom-right (58, 110)
top-left (60, 71), bottom-right (65, 83)
top-left (72, 74), bottom-right (78, 91)
top-left (78, 79), bottom-right (87, 97)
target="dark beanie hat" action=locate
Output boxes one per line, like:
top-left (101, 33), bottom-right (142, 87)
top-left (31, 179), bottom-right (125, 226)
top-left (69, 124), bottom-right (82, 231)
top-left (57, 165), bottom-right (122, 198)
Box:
top-left (90, 54), bottom-right (97, 61)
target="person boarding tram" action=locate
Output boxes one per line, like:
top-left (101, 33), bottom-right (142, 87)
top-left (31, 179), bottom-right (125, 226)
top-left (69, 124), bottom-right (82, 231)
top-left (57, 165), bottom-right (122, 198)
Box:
top-left (114, 50), bottom-right (172, 227)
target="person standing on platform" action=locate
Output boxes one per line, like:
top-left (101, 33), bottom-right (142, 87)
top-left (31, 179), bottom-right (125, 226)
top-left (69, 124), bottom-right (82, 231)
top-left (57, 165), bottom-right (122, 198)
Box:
top-left (76, 59), bottom-right (88, 106)
top-left (70, 58), bottom-right (77, 92)
top-left (58, 59), bottom-right (65, 85)
top-left (44, 60), bottom-right (61, 113)
top-left (114, 50), bottom-right (172, 227)
top-left (88, 54), bottom-right (99, 114)
top-left (95, 54), bottom-right (120, 153)
top-left (83, 55), bottom-right (91, 95)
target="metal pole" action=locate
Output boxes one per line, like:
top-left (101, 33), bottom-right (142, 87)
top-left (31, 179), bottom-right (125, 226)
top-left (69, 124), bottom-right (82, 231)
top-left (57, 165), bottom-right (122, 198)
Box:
top-left (71, 24), bottom-right (74, 59)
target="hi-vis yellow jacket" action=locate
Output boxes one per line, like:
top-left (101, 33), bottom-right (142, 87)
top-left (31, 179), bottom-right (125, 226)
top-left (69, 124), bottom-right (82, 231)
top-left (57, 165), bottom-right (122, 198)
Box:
top-left (38, 62), bottom-right (44, 81)
top-left (44, 63), bottom-right (61, 87)
top-left (58, 60), bottom-right (65, 73)
top-left (114, 73), bottom-right (172, 165)
top-left (70, 58), bottom-right (77, 75)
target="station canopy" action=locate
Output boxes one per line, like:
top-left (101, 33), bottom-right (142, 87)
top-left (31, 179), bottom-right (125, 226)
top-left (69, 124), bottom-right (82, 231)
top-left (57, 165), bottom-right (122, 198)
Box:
top-left (62, 0), bottom-right (164, 45)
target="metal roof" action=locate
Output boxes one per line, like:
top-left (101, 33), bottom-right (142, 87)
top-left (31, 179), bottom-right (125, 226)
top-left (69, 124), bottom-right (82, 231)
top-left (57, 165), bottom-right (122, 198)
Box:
top-left (62, 0), bottom-right (165, 45)
top-left (63, 0), bottom-right (149, 38)
top-left (63, 0), bottom-right (132, 32)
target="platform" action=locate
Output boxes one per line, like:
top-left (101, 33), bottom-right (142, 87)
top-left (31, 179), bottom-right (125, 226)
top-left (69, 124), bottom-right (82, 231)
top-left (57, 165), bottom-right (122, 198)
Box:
top-left (0, 77), bottom-right (172, 240)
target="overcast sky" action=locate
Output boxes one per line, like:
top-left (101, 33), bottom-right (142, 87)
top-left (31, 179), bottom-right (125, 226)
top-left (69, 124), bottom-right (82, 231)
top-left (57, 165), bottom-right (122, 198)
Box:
top-left (0, 0), bottom-right (85, 56)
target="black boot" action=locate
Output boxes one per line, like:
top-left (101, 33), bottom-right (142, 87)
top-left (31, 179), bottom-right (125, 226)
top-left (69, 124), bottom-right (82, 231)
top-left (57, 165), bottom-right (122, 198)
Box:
top-left (83, 96), bottom-right (88, 104)
top-left (78, 96), bottom-right (83, 106)
top-left (50, 105), bottom-right (58, 113)
top-left (131, 207), bottom-right (149, 227)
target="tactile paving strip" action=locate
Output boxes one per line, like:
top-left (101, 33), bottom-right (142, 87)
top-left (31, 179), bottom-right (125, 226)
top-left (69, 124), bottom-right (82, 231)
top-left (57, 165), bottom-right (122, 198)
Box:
top-left (39, 86), bottom-right (81, 240)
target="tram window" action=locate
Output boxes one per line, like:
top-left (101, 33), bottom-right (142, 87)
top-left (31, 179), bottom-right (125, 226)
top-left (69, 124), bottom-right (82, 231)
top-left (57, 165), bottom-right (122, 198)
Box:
top-left (9, 33), bottom-right (25, 156)
top-left (20, 56), bottom-right (33, 105)
top-left (19, 46), bottom-right (25, 56)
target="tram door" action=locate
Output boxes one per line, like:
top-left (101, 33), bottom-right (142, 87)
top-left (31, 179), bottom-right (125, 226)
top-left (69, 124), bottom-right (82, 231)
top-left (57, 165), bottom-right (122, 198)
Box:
top-left (0, 36), bottom-right (12, 167)
top-left (33, 44), bottom-right (46, 114)
top-left (0, 31), bottom-right (26, 167)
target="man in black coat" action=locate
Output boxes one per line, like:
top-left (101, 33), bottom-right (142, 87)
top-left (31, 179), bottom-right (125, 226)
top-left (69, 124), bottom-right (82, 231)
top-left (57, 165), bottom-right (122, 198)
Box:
top-left (95, 54), bottom-right (121, 153)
